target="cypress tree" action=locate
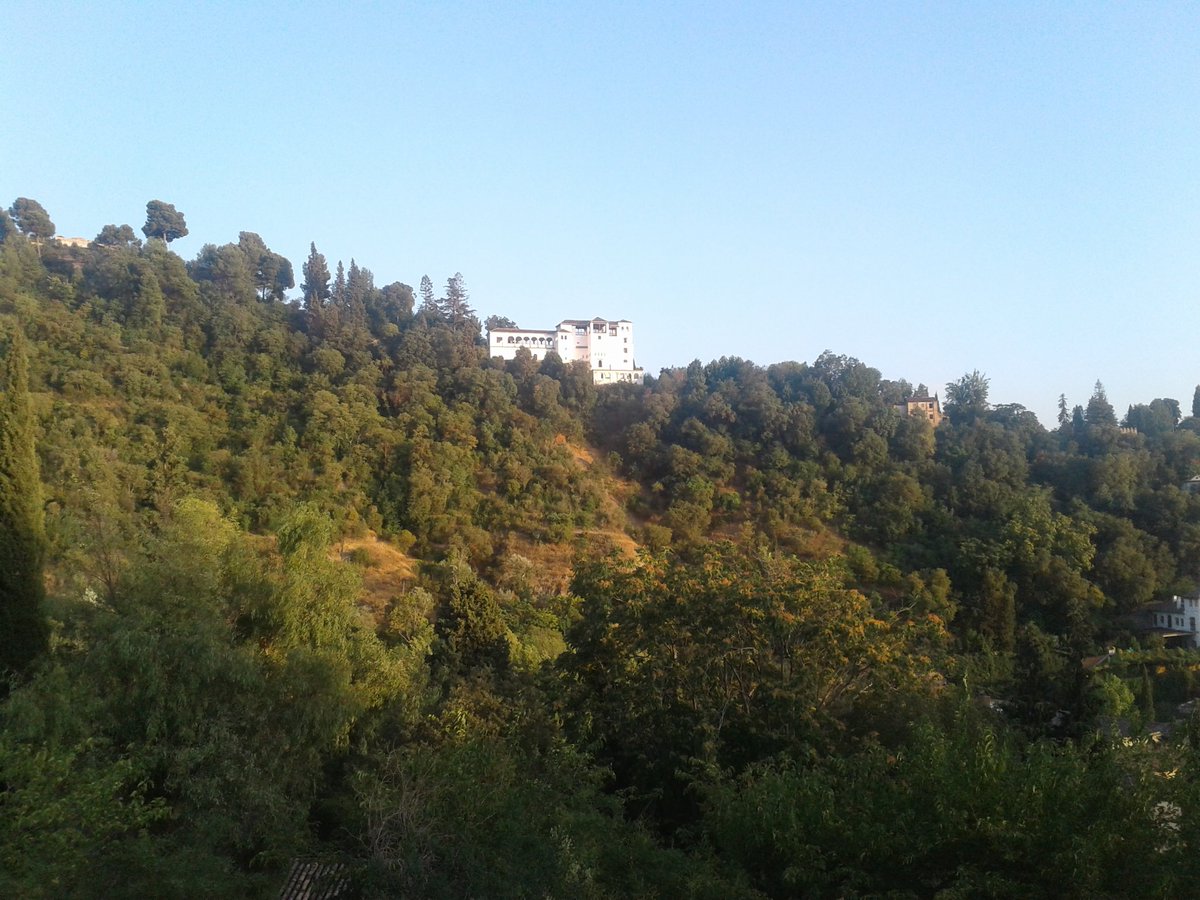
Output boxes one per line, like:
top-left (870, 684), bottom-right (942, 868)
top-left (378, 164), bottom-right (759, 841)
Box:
top-left (0, 322), bottom-right (48, 680)
top-left (1138, 666), bottom-right (1156, 724)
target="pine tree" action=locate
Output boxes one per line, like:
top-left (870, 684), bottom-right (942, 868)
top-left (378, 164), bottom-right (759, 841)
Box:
top-left (344, 259), bottom-right (370, 330)
top-left (1057, 394), bottom-right (1070, 430)
top-left (1085, 380), bottom-right (1116, 426)
top-left (8, 198), bottom-right (55, 255)
top-left (418, 275), bottom-right (438, 319)
top-left (301, 243), bottom-right (331, 308)
top-left (0, 323), bottom-right (48, 681)
top-left (141, 199), bottom-right (188, 245)
top-left (442, 272), bottom-right (473, 327)
top-left (333, 260), bottom-right (346, 308)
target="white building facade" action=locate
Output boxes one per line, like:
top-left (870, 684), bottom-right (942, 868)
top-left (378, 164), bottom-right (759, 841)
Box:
top-left (487, 317), bottom-right (644, 385)
top-left (1149, 595), bottom-right (1200, 647)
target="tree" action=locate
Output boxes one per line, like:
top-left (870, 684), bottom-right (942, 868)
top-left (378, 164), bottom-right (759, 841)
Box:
top-left (141, 200), bottom-right (188, 244)
top-left (443, 273), bottom-right (472, 323)
top-left (1057, 393), bottom-right (1070, 430)
top-left (944, 370), bottom-right (990, 424)
top-left (237, 231), bottom-right (293, 301)
top-left (301, 243), bottom-right (331, 308)
top-left (485, 315), bottom-right (517, 332)
top-left (8, 198), bottom-right (54, 255)
top-left (129, 270), bottom-right (165, 331)
top-left (0, 323), bottom-right (48, 680)
top-left (1085, 380), bottom-right (1116, 426)
top-left (93, 223), bottom-right (141, 249)
top-left (560, 546), bottom-right (944, 823)
top-left (977, 568), bottom-right (1016, 653)
top-left (1124, 399), bottom-right (1181, 437)
top-left (372, 282), bottom-right (414, 330)
top-left (1192, 385), bottom-right (1200, 419)
top-left (418, 275), bottom-right (438, 318)
top-left (1071, 404), bottom-right (1086, 434)
top-left (333, 260), bottom-right (346, 307)
top-left (1138, 666), bottom-right (1156, 723)
top-left (271, 256), bottom-right (295, 301)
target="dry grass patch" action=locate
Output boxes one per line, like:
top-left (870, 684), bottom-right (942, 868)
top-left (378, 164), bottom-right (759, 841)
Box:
top-left (333, 532), bottom-right (419, 619)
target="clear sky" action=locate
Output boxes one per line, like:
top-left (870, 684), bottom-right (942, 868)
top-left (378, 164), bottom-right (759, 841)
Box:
top-left (4, 1), bottom-right (1198, 425)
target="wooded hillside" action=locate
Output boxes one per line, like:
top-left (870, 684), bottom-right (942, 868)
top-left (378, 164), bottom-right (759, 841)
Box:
top-left (3, 199), bottom-right (1200, 897)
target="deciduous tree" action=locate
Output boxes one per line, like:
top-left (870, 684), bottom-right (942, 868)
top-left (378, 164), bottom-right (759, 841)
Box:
top-left (945, 370), bottom-right (990, 424)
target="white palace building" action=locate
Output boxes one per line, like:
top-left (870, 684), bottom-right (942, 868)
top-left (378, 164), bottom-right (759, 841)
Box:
top-left (487, 317), bottom-right (645, 385)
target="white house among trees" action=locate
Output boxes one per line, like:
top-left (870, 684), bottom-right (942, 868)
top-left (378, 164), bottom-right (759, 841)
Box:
top-left (487, 317), bottom-right (644, 385)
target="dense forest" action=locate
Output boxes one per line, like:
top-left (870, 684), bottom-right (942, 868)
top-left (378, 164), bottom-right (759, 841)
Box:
top-left (5, 197), bottom-right (1200, 897)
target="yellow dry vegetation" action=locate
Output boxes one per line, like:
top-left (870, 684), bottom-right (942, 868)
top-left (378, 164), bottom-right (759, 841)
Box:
top-left (332, 533), bottom-right (419, 617)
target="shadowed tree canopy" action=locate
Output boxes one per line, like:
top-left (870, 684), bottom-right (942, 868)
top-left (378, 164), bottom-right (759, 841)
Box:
top-left (237, 231), bottom-right (294, 301)
top-left (141, 200), bottom-right (188, 244)
top-left (1086, 380), bottom-right (1117, 427)
top-left (93, 224), bottom-right (141, 249)
top-left (0, 323), bottom-right (48, 679)
top-left (8, 198), bottom-right (54, 253)
top-left (418, 274), bottom-right (438, 319)
top-left (1124, 398), bottom-right (1180, 436)
top-left (486, 315), bottom-right (517, 332)
top-left (140, 201), bottom-right (187, 247)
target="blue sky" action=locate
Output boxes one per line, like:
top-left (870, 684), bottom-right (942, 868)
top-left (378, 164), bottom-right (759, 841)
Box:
top-left (4, 1), bottom-right (1199, 425)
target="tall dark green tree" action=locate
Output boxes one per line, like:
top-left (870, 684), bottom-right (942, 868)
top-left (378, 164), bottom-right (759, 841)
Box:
top-left (301, 242), bottom-right (331, 308)
top-left (8, 198), bottom-right (54, 255)
top-left (418, 275), bottom-right (438, 318)
top-left (1086, 380), bottom-right (1116, 426)
top-left (1139, 666), bottom-right (1156, 723)
top-left (333, 260), bottom-right (346, 307)
top-left (141, 200), bottom-right (188, 244)
top-left (0, 323), bottom-right (48, 680)
top-left (443, 272), bottom-right (472, 324)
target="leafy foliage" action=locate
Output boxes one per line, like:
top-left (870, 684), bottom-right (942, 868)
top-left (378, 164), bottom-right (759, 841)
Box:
top-left (5, 198), bottom-right (1200, 893)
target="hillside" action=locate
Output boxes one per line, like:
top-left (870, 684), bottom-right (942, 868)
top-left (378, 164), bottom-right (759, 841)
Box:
top-left (4, 202), bottom-right (1200, 897)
